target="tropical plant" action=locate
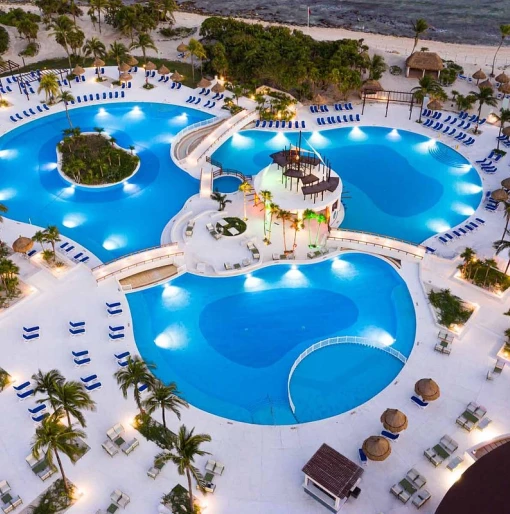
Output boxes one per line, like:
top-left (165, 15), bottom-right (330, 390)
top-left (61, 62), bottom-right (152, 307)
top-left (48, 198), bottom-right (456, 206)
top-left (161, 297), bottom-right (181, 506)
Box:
top-left (32, 230), bottom-right (46, 250)
top-left (157, 0), bottom-right (177, 22)
top-left (491, 24), bottom-right (510, 77)
top-left (232, 84), bottom-right (244, 105)
top-left (493, 108), bottom-right (510, 150)
top-left (130, 33), bottom-right (157, 64)
top-left (238, 180), bottom-right (252, 220)
top-left (17, 17), bottom-right (39, 42)
top-left (493, 238), bottom-right (510, 273)
top-left (37, 73), bottom-right (59, 104)
top-left (314, 212), bottom-right (327, 246)
top-left (459, 247), bottom-right (476, 279)
top-left (156, 425), bottom-right (211, 514)
top-left (32, 369), bottom-right (65, 409)
top-left (428, 288), bottom-right (472, 328)
top-left (290, 216), bottom-right (303, 251)
top-left (303, 209), bottom-right (316, 246)
top-left (43, 225), bottom-right (61, 255)
top-left (259, 189), bottom-right (272, 235)
top-left (412, 75), bottom-right (446, 122)
top-left (142, 381), bottom-right (188, 430)
top-left (185, 38), bottom-right (206, 81)
top-left (88, 0), bottom-right (108, 33)
top-left (469, 87), bottom-right (498, 134)
top-left (114, 356), bottom-right (156, 413)
top-left (47, 381), bottom-right (96, 427)
top-left (50, 15), bottom-right (74, 71)
top-left (210, 191), bottom-right (231, 211)
top-left (0, 258), bottom-right (19, 296)
top-left (367, 54), bottom-right (387, 81)
top-left (266, 203), bottom-right (280, 244)
top-left (411, 18), bottom-right (428, 54)
top-left (31, 414), bottom-right (85, 495)
top-left (0, 202), bottom-right (7, 224)
top-left (83, 36), bottom-right (106, 63)
top-left (58, 91), bottom-right (75, 128)
top-left (277, 209), bottom-right (293, 252)
top-left (455, 93), bottom-right (476, 112)
top-left (108, 41), bottom-right (129, 79)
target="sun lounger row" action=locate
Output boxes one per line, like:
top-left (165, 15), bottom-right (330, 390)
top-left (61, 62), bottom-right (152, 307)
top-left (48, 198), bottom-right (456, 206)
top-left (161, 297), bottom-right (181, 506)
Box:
top-left (334, 103), bottom-right (354, 111)
top-left (477, 151), bottom-right (503, 164)
top-left (486, 198), bottom-right (500, 210)
top-left (80, 374), bottom-right (102, 391)
top-left (9, 104), bottom-right (50, 122)
top-left (185, 96), bottom-right (201, 105)
top-left (20, 84), bottom-right (36, 94)
top-left (309, 104), bottom-right (329, 113)
top-left (424, 435), bottom-right (458, 467)
top-left (121, 82), bottom-right (132, 89)
top-left (106, 301), bottom-right (123, 317)
top-left (224, 259), bottom-right (251, 271)
top-left (57, 79), bottom-right (70, 87)
top-left (487, 358), bottom-right (505, 380)
top-left (74, 75), bottom-right (86, 83)
top-left (390, 468), bottom-right (428, 505)
top-left (22, 324), bottom-right (40, 342)
top-left (212, 92), bottom-right (223, 100)
top-left (69, 320), bottom-right (86, 336)
top-left (109, 324), bottom-right (125, 341)
top-left (206, 222), bottom-right (222, 240)
top-left (456, 401), bottom-right (487, 431)
top-left (436, 220), bottom-right (484, 244)
top-left (70, 90), bottom-right (126, 104)
top-left (102, 423), bottom-right (139, 457)
top-left (0, 480), bottom-right (23, 512)
top-left (272, 253), bottom-right (295, 260)
top-left (203, 100), bottom-right (216, 108)
top-left (199, 87), bottom-right (210, 95)
top-left (28, 403), bottom-right (49, 424)
top-left (247, 241), bottom-right (260, 260)
top-left (25, 453), bottom-right (57, 481)
top-left (170, 82), bottom-right (183, 90)
top-left (307, 247), bottom-right (330, 259)
top-left (158, 75), bottom-right (170, 83)
top-left (255, 120), bottom-right (306, 129)
top-left (0, 85), bottom-right (13, 94)
top-left (72, 348), bottom-right (90, 367)
top-left (317, 114), bottom-right (361, 125)
top-left (58, 241), bottom-right (90, 263)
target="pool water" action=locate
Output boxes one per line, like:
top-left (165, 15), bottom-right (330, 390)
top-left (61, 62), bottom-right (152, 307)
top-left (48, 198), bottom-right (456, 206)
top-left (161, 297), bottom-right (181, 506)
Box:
top-left (213, 175), bottom-right (242, 194)
top-left (0, 102), bottom-right (212, 261)
top-left (211, 127), bottom-right (483, 243)
top-left (128, 254), bottom-right (416, 424)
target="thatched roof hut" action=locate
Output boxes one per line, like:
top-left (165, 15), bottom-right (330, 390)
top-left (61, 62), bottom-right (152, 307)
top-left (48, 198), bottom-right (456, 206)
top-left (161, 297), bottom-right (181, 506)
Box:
top-left (406, 52), bottom-right (444, 79)
top-left (197, 77), bottom-right (212, 88)
top-left (12, 236), bottom-right (33, 254)
top-left (177, 42), bottom-right (188, 53)
top-left (118, 62), bottom-right (130, 72)
top-left (380, 409), bottom-right (408, 433)
top-left (500, 177), bottom-right (510, 189)
top-left (361, 79), bottom-right (383, 92)
top-left (127, 55), bottom-right (138, 66)
top-left (119, 73), bottom-right (132, 82)
top-left (72, 65), bottom-right (85, 76)
top-left (499, 83), bottom-right (510, 94)
top-left (472, 69), bottom-right (486, 84)
top-left (93, 58), bottom-right (105, 67)
top-left (211, 82), bottom-right (225, 93)
top-left (427, 99), bottom-right (443, 110)
top-left (491, 188), bottom-right (508, 202)
top-left (496, 72), bottom-right (509, 84)
top-left (170, 70), bottom-right (184, 82)
top-left (158, 65), bottom-right (170, 75)
top-left (145, 61), bottom-right (156, 71)
top-left (479, 79), bottom-right (493, 90)
top-left (415, 378), bottom-right (440, 402)
top-left (362, 436), bottom-right (391, 462)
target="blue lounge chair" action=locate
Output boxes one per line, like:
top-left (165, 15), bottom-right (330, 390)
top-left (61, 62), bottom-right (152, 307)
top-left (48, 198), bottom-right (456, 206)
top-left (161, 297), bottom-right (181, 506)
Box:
top-left (171, 82), bottom-right (176, 90)
top-left (9, 115), bottom-right (17, 122)
top-left (115, 351), bottom-right (130, 360)
top-left (72, 350), bottom-right (88, 357)
top-left (80, 256), bottom-right (89, 263)
top-left (425, 247), bottom-right (436, 254)
top-left (74, 357), bottom-right (91, 366)
top-left (102, 92), bottom-right (107, 100)
top-left (29, 87), bottom-right (35, 94)
top-left (17, 389), bottom-right (34, 400)
top-left (96, 93), bottom-right (100, 100)
top-left (349, 114), bottom-right (355, 122)
top-left (452, 230), bottom-right (462, 238)
top-left (464, 225), bottom-right (475, 232)
top-left (208, 101), bottom-right (216, 109)
top-left (29, 108), bottom-right (36, 115)
top-left (60, 242), bottom-right (69, 249)
top-left (358, 448), bottom-right (367, 465)
top-left (109, 92), bottom-right (113, 99)
top-left (23, 110), bottom-right (31, 117)
top-left (43, 104), bottom-right (50, 111)
top-left (381, 430), bottom-right (399, 441)
top-left (204, 100), bottom-right (211, 108)
top-left (73, 252), bottom-right (83, 260)
top-left (28, 404), bottom-right (46, 414)
top-left (261, 121), bottom-right (267, 128)
top-left (411, 395), bottom-right (428, 408)
top-left (109, 325), bottom-right (125, 332)
top-left (447, 128), bottom-right (456, 136)
top-left (83, 96), bottom-right (88, 102)
top-left (69, 327), bottom-right (86, 336)
top-left (108, 308), bottom-right (123, 316)
top-left (81, 374), bottom-right (97, 383)
top-left (69, 321), bottom-right (85, 328)
top-left (32, 412), bottom-right (49, 423)
top-left (281, 121), bottom-right (286, 128)
top-left (158, 76), bottom-right (164, 82)
top-left (475, 218), bottom-right (485, 225)
top-left (444, 115), bottom-right (451, 123)
top-left (16, 113), bottom-right (23, 120)
top-left (117, 359), bottom-right (129, 367)
top-left (458, 228), bottom-right (468, 236)
top-left (37, 105), bottom-right (44, 113)
top-left (109, 332), bottom-right (125, 340)
top-left (121, 91), bottom-right (125, 98)
top-left (194, 98), bottom-right (201, 105)
top-left (65, 245), bottom-right (75, 253)
top-left (268, 121), bottom-right (273, 128)
top-left (81, 75), bottom-right (85, 82)
top-left (138, 383), bottom-right (148, 393)
top-left (444, 233), bottom-right (454, 242)
top-left (355, 114), bottom-right (361, 122)
top-left (438, 236), bottom-right (449, 245)
top-left (106, 302), bottom-right (121, 308)
top-left (85, 382), bottom-right (102, 391)
top-left (301, 121), bottom-right (306, 128)
top-left (23, 326), bottom-right (40, 333)
top-left (114, 92), bottom-right (119, 99)
top-left (23, 333), bottom-right (39, 341)
top-left (27, 249), bottom-right (36, 257)
top-left (469, 222), bottom-right (479, 229)
top-left (13, 381), bottom-right (30, 391)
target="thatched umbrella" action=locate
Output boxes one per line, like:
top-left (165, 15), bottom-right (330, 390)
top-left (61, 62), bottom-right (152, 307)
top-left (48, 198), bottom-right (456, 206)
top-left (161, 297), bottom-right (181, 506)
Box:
top-left (211, 82), bottom-right (225, 93)
top-left (414, 378), bottom-right (440, 402)
top-left (496, 72), bottom-right (510, 84)
top-left (119, 72), bottom-right (132, 83)
top-left (500, 178), bottom-right (510, 190)
top-left (12, 236), bottom-right (33, 254)
top-left (170, 70), bottom-right (184, 82)
top-left (145, 61), bottom-right (156, 71)
top-left (362, 436), bottom-right (391, 462)
top-left (127, 55), bottom-right (138, 66)
top-left (380, 409), bottom-right (408, 433)
top-left (472, 69), bottom-right (486, 84)
top-left (93, 58), bottom-right (105, 68)
top-left (119, 62), bottom-right (130, 73)
top-left (177, 42), bottom-right (188, 53)
top-left (427, 99), bottom-right (443, 111)
top-left (313, 94), bottom-right (327, 105)
top-left (503, 126), bottom-right (510, 137)
top-left (197, 77), bottom-right (212, 88)
top-left (479, 79), bottom-right (493, 90)
top-left (499, 83), bottom-right (510, 94)
top-left (361, 79), bottom-right (383, 92)
top-left (491, 188), bottom-right (508, 202)
top-left (73, 65), bottom-right (85, 76)
top-left (158, 64), bottom-right (170, 76)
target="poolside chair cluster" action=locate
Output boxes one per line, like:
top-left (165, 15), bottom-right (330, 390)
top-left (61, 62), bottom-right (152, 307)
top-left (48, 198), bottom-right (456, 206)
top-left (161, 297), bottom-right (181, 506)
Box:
top-left (272, 253), bottom-right (295, 260)
top-left (201, 459), bottom-right (225, 493)
top-left (186, 96), bottom-right (202, 105)
top-left (411, 395), bottom-right (429, 408)
top-left (424, 434), bottom-right (458, 467)
top-left (255, 120), bottom-right (306, 129)
top-left (199, 88), bottom-right (211, 95)
top-left (20, 83), bottom-right (36, 95)
top-left (95, 67), bottom-right (105, 76)
top-left (27, 402), bottom-right (49, 424)
top-left (436, 217), bottom-right (485, 244)
top-left (185, 219), bottom-right (195, 238)
top-left (390, 468), bottom-right (429, 508)
top-left (307, 247), bottom-right (330, 259)
top-left (81, 373), bottom-right (102, 391)
top-left (13, 380), bottom-right (34, 401)
top-left (316, 114), bottom-right (361, 125)
top-left (171, 82), bottom-right (183, 90)
top-left (102, 423), bottom-right (139, 457)
top-left (74, 75), bottom-right (86, 83)
top-left (247, 241), bottom-right (260, 260)
top-left (69, 320), bottom-right (86, 336)
top-left (0, 85), bottom-right (13, 94)
top-left (96, 489), bottom-right (131, 512)
top-left (477, 152), bottom-right (503, 174)
top-left (496, 133), bottom-right (510, 149)
top-left (106, 301), bottom-right (123, 317)
top-left (212, 92), bottom-right (223, 100)
top-left (487, 358), bottom-right (505, 380)
top-left (486, 195), bottom-right (501, 211)
top-left (206, 222), bottom-right (222, 240)
top-left (309, 104), bottom-right (329, 113)
top-left (158, 75), bottom-right (171, 83)
top-left (25, 453), bottom-right (57, 481)
top-left (456, 401), bottom-right (488, 432)
top-left (422, 121), bottom-right (476, 146)
top-left (0, 480), bottom-right (23, 513)
top-left (72, 348), bottom-right (90, 367)
top-left (59, 241), bottom-right (90, 263)
top-left (224, 260), bottom-right (250, 271)
top-left (121, 82), bottom-right (132, 89)
top-left (115, 350), bottom-right (131, 368)
top-left (109, 324), bottom-right (125, 341)
top-left (22, 325), bottom-right (40, 342)
top-left (56, 78), bottom-right (70, 87)
top-left (9, 104), bottom-right (50, 123)
top-left (422, 109), bottom-right (485, 125)
top-left (334, 103), bottom-right (354, 111)
top-left (69, 91), bottom-right (126, 104)
top-left (434, 330), bottom-right (454, 355)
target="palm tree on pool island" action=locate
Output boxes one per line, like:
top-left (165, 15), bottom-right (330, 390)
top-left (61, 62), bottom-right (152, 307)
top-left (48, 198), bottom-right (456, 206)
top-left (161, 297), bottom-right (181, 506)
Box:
top-left (156, 425), bottom-right (211, 514)
top-left (238, 180), bottom-right (252, 221)
top-left (277, 208), bottom-right (293, 253)
top-left (290, 216), bottom-right (303, 250)
top-left (114, 356), bottom-right (155, 413)
top-left (303, 209), bottom-right (316, 247)
top-left (469, 87), bottom-right (498, 134)
top-left (142, 380), bottom-right (188, 430)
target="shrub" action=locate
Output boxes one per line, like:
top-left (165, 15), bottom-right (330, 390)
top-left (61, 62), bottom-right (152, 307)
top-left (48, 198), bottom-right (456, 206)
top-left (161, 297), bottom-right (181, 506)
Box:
top-left (428, 288), bottom-right (472, 328)
top-left (160, 26), bottom-right (196, 39)
top-left (0, 8), bottom-right (40, 26)
top-left (20, 41), bottom-right (39, 57)
top-left (133, 413), bottom-right (175, 448)
top-left (439, 60), bottom-right (464, 87)
top-left (162, 484), bottom-right (201, 514)
top-left (0, 26), bottom-right (9, 54)
top-left (389, 65), bottom-right (402, 76)
top-left (0, 368), bottom-right (10, 391)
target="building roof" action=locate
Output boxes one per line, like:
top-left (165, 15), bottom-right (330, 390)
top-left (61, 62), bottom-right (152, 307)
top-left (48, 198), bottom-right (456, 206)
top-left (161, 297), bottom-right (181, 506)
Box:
top-left (406, 52), bottom-right (444, 71)
top-left (302, 444), bottom-right (363, 499)
top-left (437, 440), bottom-right (510, 514)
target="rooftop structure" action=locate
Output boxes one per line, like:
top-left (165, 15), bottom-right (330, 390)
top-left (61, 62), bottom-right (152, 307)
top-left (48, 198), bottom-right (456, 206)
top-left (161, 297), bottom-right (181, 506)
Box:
top-left (405, 51), bottom-right (444, 78)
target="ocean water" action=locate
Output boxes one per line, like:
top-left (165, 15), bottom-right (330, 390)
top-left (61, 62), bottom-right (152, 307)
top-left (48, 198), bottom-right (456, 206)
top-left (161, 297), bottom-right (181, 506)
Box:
top-left (178, 0), bottom-right (510, 45)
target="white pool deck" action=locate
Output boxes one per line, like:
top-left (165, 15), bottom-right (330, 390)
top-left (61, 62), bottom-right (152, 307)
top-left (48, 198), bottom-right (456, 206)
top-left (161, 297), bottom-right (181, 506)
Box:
top-left (1, 67), bottom-right (510, 514)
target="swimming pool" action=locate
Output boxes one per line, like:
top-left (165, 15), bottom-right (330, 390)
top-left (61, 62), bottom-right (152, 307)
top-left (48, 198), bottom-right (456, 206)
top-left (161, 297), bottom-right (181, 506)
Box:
top-left (128, 254), bottom-right (416, 424)
top-left (212, 175), bottom-right (243, 194)
top-left (211, 127), bottom-right (483, 243)
top-left (0, 102), bottom-right (212, 261)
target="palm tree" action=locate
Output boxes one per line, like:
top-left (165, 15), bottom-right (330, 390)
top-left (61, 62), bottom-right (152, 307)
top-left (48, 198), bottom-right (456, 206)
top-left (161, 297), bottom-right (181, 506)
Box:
top-left (157, 0), bottom-right (177, 22)
top-left (303, 209), bottom-right (316, 247)
top-left (493, 238), bottom-right (510, 273)
top-left (31, 414), bottom-right (85, 496)
top-left (290, 217), bottom-right (303, 250)
top-left (411, 75), bottom-right (446, 122)
top-left (0, 203), bottom-right (7, 223)
top-left (491, 24), bottom-right (510, 77)
top-left (367, 54), bottom-right (387, 80)
top-left (186, 38), bottom-right (207, 81)
top-left (88, 0), bottom-right (108, 33)
top-left (50, 16), bottom-right (74, 72)
top-left (493, 108), bottom-right (510, 150)
top-left (238, 180), bottom-right (252, 220)
top-left (277, 209), bottom-right (293, 252)
top-left (32, 230), bottom-right (46, 250)
top-left (43, 225), bottom-right (61, 255)
top-left (469, 87), bottom-right (498, 134)
top-left (0, 258), bottom-right (19, 294)
top-left (48, 381), bottom-right (96, 428)
top-left (483, 258), bottom-right (498, 287)
top-left (411, 19), bottom-right (428, 54)
top-left (266, 203), bottom-right (280, 244)
top-left (83, 36), bottom-right (106, 63)
top-left (232, 84), bottom-right (244, 105)
top-left (142, 381), bottom-right (188, 429)
top-left (58, 91), bottom-right (75, 128)
top-left (455, 93), bottom-right (476, 112)
top-left (459, 247), bottom-right (476, 278)
top-left (156, 425), bottom-right (211, 514)
top-left (114, 356), bottom-right (155, 413)
top-left (259, 190), bottom-right (272, 235)
top-left (37, 73), bottom-right (60, 104)
top-left (32, 369), bottom-right (65, 410)
top-left (109, 42), bottom-right (129, 79)
top-left (130, 33), bottom-right (157, 64)
top-left (210, 191), bottom-right (231, 211)
top-left (314, 213), bottom-right (327, 246)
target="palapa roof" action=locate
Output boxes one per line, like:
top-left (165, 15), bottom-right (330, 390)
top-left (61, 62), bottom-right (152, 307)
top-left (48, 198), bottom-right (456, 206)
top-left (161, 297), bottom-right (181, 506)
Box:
top-left (496, 72), bottom-right (509, 84)
top-left (472, 69), bottom-right (486, 80)
top-left (500, 177), bottom-right (510, 189)
top-left (479, 79), bottom-right (493, 89)
top-left (491, 188), bottom-right (508, 202)
top-left (211, 82), bottom-right (225, 93)
top-left (158, 64), bottom-right (170, 75)
top-left (12, 236), bottom-right (33, 253)
top-left (127, 55), bottom-right (138, 66)
top-left (361, 79), bottom-right (383, 92)
top-left (145, 61), bottom-right (156, 71)
top-left (177, 42), bottom-right (188, 52)
top-left (197, 77), bottom-right (212, 88)
top-left (503, 126), bottom-right (510, 137)
top-left (313, 93), bottom-right (327, 105)
top-left (170, 70), bottom-right (184, 81)
top-left (118, 62), bottom-right (130, 72)
top-left (119, 72), bottom-right (132, 82)
top-left (302, 444), bottom-right (363, 499)
top-left (415, 378), bottom-right (440, 401)
top-left (427, 99), bottom-right (443, 110)
top-left (380, 409), bottom-right (408, 433)
top-left (93, 57), bottom-right (105, 67)
top-left (72, 65), bottom-right (85, 75)
top-left (499, 83), bottom-right (510, 94)
top-left (406, 52), bottom-right (444, 71)
top-left (362, 436), bottom-right (391, 461)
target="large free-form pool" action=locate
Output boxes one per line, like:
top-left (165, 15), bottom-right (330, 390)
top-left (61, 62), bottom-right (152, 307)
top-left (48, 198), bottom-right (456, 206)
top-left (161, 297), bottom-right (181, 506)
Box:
top-left (128, 254), bottom-right (416, 425)
top-left (212, 126), bottom-right (483, 243)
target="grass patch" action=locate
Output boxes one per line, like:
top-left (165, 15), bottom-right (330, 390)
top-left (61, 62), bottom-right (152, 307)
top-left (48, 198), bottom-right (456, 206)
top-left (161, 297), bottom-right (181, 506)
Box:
top-left (428, 288), bottom-right (473, 329)
top-left (58, 131), bottom-right (139, 185)
top-left (216, 217), bottom-right (247, 236)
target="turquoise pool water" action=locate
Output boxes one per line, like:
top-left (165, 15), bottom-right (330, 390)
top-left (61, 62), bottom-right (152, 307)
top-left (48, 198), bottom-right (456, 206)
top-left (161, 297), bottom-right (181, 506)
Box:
top-left (128, 254), bottom-right (416, 424)
top-left (0, 102), bottom-right (212, 260)
top-left (213, 174), bottom-right (242, 193)
top-left (211, 127), bottom-right (483, 243)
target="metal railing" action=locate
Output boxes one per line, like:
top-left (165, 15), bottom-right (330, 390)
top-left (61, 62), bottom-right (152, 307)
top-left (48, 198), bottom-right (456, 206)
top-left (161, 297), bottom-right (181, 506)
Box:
top-left (287, 336), bottom-right (407, 413)
top-left (173, 117), bottom-right (223, 162)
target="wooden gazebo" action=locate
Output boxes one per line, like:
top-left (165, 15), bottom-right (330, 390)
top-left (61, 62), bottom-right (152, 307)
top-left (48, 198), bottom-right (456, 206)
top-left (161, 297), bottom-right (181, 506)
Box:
top-left (405, 52), bottom-right (444, 79)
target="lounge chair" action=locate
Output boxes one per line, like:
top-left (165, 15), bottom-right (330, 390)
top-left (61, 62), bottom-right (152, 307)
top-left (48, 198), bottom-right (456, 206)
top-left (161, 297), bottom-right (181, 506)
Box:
top-left (205, 460), bottom-right (225, 475)
top-left (81, 374), bottom-right (97, 383)
top-left (111, 490), bottom-right (130, 509)
top-left (23, 326), bottom-right (39, 333)
top-left (109, 325), bottom-right (125, 332)
top-left (85, 381), bottom-right (102, 391)
top-left (72, 350), bottom-right (88, 357)
top-left (107, 308), bottom-right (123, 316)
top-left (406, 468), bottom-right (426, 489)
top-left (17, 389), bottom-right (34, 400)
top-left (22, 333), bottom-right (39, 341)
top-left (106, 302), bottom-right (121, 308)
top-left (487, 359), bottom-right (505, 380)
top-left (69, 321), bottom-right (85, 328)
top-left (447, 456), bottom-right (464, 471)
top-left (185, 220), bottom-right (195, 237)
top-left (13, 381), bottom-right (30, 391)
top-left (101, 439), bottom-right (119, 457)
top-left (411, 395), bottom-right (428, 408)
top-left (121, 438), bottom-right (139, 455)
top-left (412, 489), bottom-right (431, 509)
top-left (32, 412), bottom-right (49, 423)
top-left (390, 481), bottom-right (413, 504)
top-left (114, 351), bottom-right (130, 360)
top-left (69, 327), bottom-right (85, 336)
top-left (358, 448), bottom-right (367, 466)
top-left (28, 404), bottom-right (46, 415)
top-left (109, 332), bottom-right (125, 340)
top-left (242, 258), bottom-right (250, 267)
top-left (381, 430), bottom-right (399, 441)
top-left (147, 460), bottom-right (165, 479)
top-left (74, 357), bottom-right (91, 367)
top-left (224, 262), bottom-right (233, 271)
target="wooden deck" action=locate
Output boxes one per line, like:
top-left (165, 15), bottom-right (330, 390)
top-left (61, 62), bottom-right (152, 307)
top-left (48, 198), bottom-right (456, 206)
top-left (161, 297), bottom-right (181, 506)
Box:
top-left (119, 264), bottom-right (178, 290)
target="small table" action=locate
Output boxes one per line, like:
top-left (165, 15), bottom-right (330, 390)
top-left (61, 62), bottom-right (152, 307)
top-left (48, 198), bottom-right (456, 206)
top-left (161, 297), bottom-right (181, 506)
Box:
top-left (114, 436), bottom-right (125, 447)
top-left (462, 410), bottom-right (479, 424)
top-left (1, 493), bottom-right (12, 504)
top-left (399, 479), bottom-right (417, 495)
top-left (107, 503), bottom-right (119, 514)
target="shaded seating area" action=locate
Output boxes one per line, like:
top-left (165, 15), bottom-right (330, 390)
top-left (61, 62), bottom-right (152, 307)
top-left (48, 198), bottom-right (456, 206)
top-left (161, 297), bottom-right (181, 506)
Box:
top-left (456, 402), bottom-right (487, 431)
top-left (25, 454), bottom-right (56, 481)
top-left (390, 468), bottom-right (427, 504)
top-left (302, 444), bottom-right (363, 512)
top-left (486, 358), bottom-right (505, 380)
top-left (435, 331), bottom-right (454, 355)
top-left (405, 52), bottom-right (444, 79)
top-left (206, 222), bottom-right (222, 240)
top-left (0, 480), bottom-right (22, 513)
top-left (424, 435), bottom-right (458, 467)
top-left (102, 424), bottom-right (139, 457)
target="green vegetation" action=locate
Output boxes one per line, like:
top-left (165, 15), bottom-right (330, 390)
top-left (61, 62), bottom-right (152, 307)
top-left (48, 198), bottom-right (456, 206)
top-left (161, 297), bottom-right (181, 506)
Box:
top-left (114, 355), bottom-right (155, 413)
top-left (458, 247), bottom-right (510, 292)
top-left (411, 18), bottom-right (428, 54)
top-left (491, 24), bottom-right (510, 76)
top-left (28, 479), bottom-right (76, 514)
top-left (412, 75), bottom-right (447, 122)
top-left (428, 288), bottom-right (473, 328)
top-left (58, 128), bottom-right (139, 185)
top-left (470, 86), bottom-right (498, 133)
top-left (210, 191), bottom-right (231, 211)
top-left (389, 65), bottom-right (402, 76)
top-left (20, 41), bottom-right (40, 57)
top-left (0, 26), bottom-right (9, 54)
top-left (217, 217), bottom-right (247, 236)
top-left (134, 412), bottom-right (176, 448)
top-left (160, 26), bottom-right (196, 39)
top-left (0, 230), bottom-right (21, 308)
top-left (0, 8), bottom-right (40, 26)
top-left (439, 60), bottom-right (464, 86)
top-left (0, 368), bottom-right (11, 392)
top-left (162, 484), bottom-right (201, 514)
